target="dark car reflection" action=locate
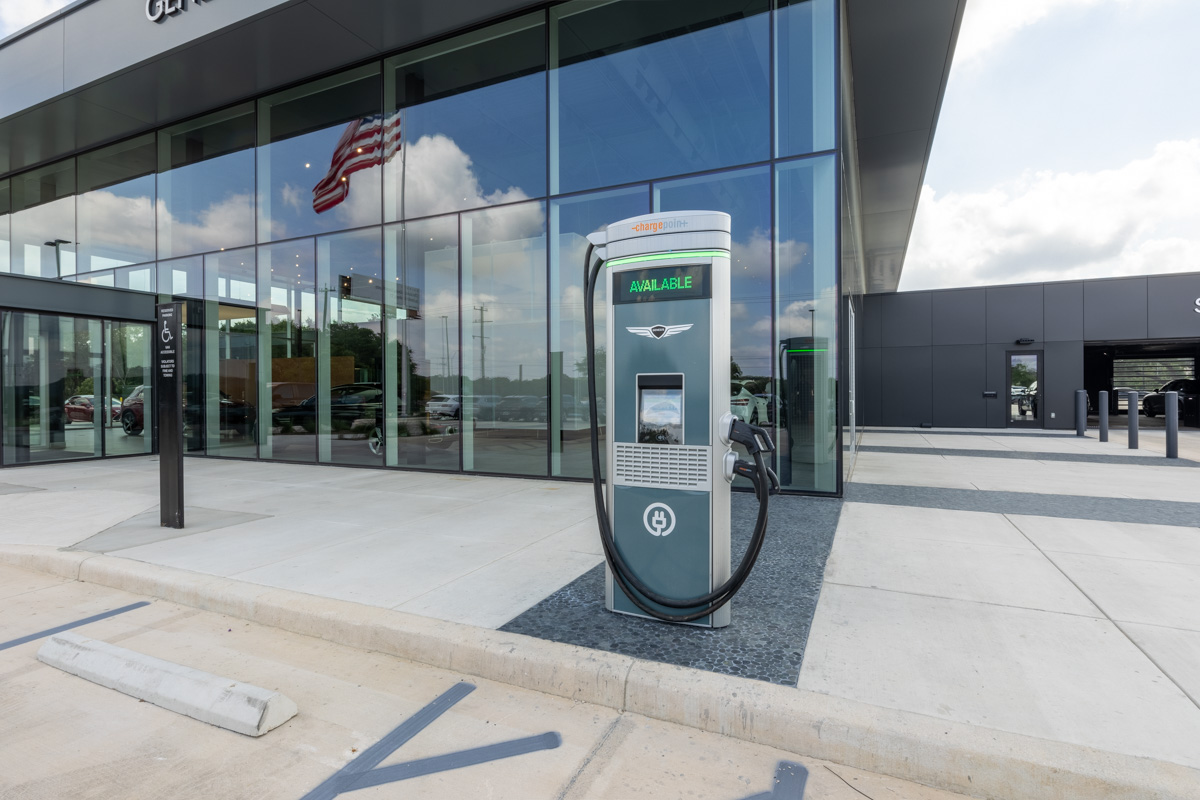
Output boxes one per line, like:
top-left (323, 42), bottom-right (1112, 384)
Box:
top-left (184, 391), bottom-right (256, 439)
top-left (119, 385), bottom-right (254, 438)
top-left (495, 395), bottom-right (546, 423)
top-left (272, 383), bottom-right (383, 432)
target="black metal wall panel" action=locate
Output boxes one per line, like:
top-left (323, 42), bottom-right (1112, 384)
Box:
top-left (986, 283), bottom-right (1043, 344)
top-left (932, 344), bottom-right (985, 427)
top-left (1043, 281), bottom-right (1083, 342)
top-left (984, 343), bottom-right (1009, 428)
top-left (861, 293), bottom-right (883, 348)
top-left (1147, 274), bottom-right (1200, 340)
top-left (931, 287), bottom-right (985, 345)
top-left (881, 291), bottom-right (932, 348)
top-left (1043, 340), bottom-right (1084, 430)
top-left (880, 347), bottom-right (932, 426)
top-left (857, 347), bottom-right (882, 426)
top-left (1084, 278), bottom-right (1148, 341)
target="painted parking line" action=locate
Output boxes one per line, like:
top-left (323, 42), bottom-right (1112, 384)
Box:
top-left (740, 762), bottom-right (808, 800)
top-left (299, 682), bottom-right (561, 800)
top-left (0, 601), bottom-right (151, 652)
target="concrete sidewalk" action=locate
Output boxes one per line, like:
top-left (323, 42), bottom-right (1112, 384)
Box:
top-left (810, 428), bottom-right (1200, 770)
top-left (1, 429), bottom-right (1199, 797)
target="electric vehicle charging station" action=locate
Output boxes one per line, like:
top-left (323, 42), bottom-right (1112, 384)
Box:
top-left (583, 211), bottom-right (779, 628)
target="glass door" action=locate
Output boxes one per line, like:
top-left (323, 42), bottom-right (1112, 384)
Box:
top-left (1007, 351), bottom-right (1042, 428)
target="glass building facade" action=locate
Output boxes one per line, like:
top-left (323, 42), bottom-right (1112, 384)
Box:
top-left (0, 0), bottom-right (849, 493)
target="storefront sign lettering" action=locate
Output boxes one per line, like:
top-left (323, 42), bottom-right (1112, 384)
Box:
top-left (1194, 297), bottom-right (1200, 313)
top-left (146, 0), bottom-right (213, 23)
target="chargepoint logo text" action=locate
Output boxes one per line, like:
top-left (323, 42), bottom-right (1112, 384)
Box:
top-left (630, 218), bottom-right (690, 235)
top-left (147, 0), bottom-right (213, 23)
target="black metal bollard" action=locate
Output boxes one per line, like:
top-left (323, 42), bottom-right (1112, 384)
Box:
top-left (1127, 391), bottom-right (1139, 450)
top-left (1098, 390), bottom-right (1109, 442)
top-left (1166, 391), bottom-right (1179, 459)
top-left (1075, 390), bottom-right (1087, 436)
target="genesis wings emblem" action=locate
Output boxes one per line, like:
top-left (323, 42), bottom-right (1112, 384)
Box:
top-left (626, 324), bottom-right (693, 340)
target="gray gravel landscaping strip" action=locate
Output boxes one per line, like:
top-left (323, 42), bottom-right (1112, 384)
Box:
top-left (858, 445), bottom-right (1199, 467)
top-left (845, 483), bottom-right (1200, 527)
top-left (862, 429), bottom-right (1086, 439)
top-left (502, 493), bottom-right (842, 686)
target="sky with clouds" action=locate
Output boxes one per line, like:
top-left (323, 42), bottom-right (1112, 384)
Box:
top-left (4, 0), bottom-right (1196, 294)
top-left (903, 0), bottom-right (1200, 290)
top-left (0, 0), bottom-right (71, 38)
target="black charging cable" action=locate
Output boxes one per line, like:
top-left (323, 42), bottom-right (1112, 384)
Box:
top-left (583, 242), bottom-right (779, 623)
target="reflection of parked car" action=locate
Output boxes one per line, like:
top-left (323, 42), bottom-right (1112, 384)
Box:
top-left (272, 383), bottom-right (381, 428)
top-left (1015, 381), bottom-right (1038, 416)
top-left (755, 393), bottom-right (787, 427)
top-left (184, 391), bottom-right (256, 438)
top-left (427, 394), bottom-right (461, 419)
top-left (730, 382), bottom-right (768, 425)
top-left (496, 395), bottom-right (545, 422)
top-left (1143, 379), bottom-right (1199, 418)
top-left (65, 395), bottom-right (120, 423)
top-left (120, 386), bottom-right (146, 434)
top-left (268, 382), bottom-right (316, 409)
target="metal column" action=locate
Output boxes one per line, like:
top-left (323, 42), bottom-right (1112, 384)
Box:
top-left (1166, 391), bottom-right (1179, 459)
top-left (1075, 390), bottom-right (1087, 436)
top-left (1098, 390), bottom-right (1108, 443)
top-left (1127, 391), bottom-right (1139, 450)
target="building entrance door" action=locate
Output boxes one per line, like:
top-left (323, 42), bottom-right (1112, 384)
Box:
top-left (1007, 351), bottom-right (1043, 428)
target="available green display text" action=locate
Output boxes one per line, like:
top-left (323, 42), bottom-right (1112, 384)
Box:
top-left (629, 276), bottom-right (693, 293)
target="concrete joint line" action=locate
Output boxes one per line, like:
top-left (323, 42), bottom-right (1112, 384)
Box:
top-left (3, 545), bottom-right (1199, 800)
top-left (37, 631), bottom-right (297, 737)
top-left (1001, 514), bottom-right (1200, 714)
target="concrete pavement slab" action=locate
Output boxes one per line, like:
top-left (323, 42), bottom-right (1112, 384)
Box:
top-left (0, 489), bottom-right (157, 546)
top-left (1007, 514), bottom-right (1200, 564)
top-left (393, 538), bottom-right (601, 628)
top-left (837, 502), bottom-right (1035, 549)
top-left (825, 511), bottom-right (1103, 617)
top-left (797, 582), bottom-right (1200, 768)
top-left (108, 516), bottom-right (378, 576)
top-left (229, 528), bottom-right (520, 608)
top-left (0, 481), bottom-right (42, 495)
top-left (1046, 553), bottom-right (1200, 632)
top-left (1117, 622), bottom-right (1200, 707)
top-left (71, 506), bottom-right (271, 552)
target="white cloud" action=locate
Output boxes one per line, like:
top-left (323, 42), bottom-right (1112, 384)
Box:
top-left (280, 183), bottom-right (303, 212)
top-left (0, 0), bottom-right (70, 37)
top-left (402, 134), bottom-right (533, 221)
top-left (903, 139), bottom-right (1200, 290)
top-left (954, 0), bottom-right (1105, 65)
top-left (155, 192), bottom-right (256, 256)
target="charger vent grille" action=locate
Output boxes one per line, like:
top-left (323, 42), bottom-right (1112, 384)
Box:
top-left (614, 443), bottom-right (711, 490)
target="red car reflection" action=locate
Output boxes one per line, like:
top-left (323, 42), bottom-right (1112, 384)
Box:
top-left (65, 395), bottom-right (120, 423)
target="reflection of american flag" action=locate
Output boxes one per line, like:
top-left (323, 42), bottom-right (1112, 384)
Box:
top-left (312, 110), bottom-right (402, 213)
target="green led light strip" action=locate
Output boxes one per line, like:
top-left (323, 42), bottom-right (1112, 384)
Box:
top-left (786, 349), bottom-right (828, 353)
top-left (605, 250), bottom-right (727, 267)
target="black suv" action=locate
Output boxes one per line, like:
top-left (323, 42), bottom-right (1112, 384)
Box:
top-left (1142, 379), bottom-right (1199, 420)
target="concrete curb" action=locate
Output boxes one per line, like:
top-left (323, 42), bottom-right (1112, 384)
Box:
top-left (37, 631), bottom-right (297, 737)
top-left (4, 545), bottom-right (1198, 800)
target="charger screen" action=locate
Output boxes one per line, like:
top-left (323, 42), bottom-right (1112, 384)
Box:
top-left (638, 385), bottom-right (683, 444)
